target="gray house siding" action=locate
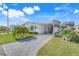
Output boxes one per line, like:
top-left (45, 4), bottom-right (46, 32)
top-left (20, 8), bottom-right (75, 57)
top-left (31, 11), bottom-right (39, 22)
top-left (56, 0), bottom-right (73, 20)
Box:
top-left (24, 22), bottom-right (59, 34)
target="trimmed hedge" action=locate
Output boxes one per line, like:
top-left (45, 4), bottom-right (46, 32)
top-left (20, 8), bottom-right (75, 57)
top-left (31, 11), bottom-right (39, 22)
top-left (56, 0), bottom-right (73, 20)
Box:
top-left (29, 32), bottom-right (38, 34)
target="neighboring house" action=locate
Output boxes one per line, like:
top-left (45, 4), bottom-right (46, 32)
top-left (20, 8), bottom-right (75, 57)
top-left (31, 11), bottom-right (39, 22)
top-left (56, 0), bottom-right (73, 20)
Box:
top-left (24, 22), bottom-right (59, 34)
top-left (75, 25), bottom-right (79, 33)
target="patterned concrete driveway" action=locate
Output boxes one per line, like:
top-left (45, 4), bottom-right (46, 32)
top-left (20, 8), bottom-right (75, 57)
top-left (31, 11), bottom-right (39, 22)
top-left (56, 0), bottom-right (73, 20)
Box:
top-left (0, 34), bottom-right (53, 56)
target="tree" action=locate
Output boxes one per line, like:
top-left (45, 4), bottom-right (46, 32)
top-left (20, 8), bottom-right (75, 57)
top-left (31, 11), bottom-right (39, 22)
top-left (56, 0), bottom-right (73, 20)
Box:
top-left (58, 29), bottom-right (78, 42)
top-left (12, 25), bottom-right (29, 39)
top-left (68, 21), bottom-right (75, 27)
top-left (62, 21), bottom-right (75, 28)
top-left (0, 26), bottom-right (8, 33)
top-left (62, 21), bottom-right (68, 28)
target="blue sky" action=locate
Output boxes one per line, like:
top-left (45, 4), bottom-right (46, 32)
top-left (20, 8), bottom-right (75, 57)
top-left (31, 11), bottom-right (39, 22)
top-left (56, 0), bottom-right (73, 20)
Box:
top-left (0, 3), bottom-right (79, 25)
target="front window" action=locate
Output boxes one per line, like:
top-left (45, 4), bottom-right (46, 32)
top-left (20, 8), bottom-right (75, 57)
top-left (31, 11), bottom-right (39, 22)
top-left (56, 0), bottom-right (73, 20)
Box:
top-left (30, 26), bottom-right (34, 30)
top-left (35, 26), bottom-right (37, 29)
top-left (30, 26), bottom-right (37, 30)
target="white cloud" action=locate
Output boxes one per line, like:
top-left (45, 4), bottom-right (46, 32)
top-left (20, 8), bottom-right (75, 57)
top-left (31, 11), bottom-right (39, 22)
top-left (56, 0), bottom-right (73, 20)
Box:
top-left (3, 4), bottom-right (8, 9)
top-left (34, 6), bottom-right (40, 11)
top-left (54, 7), bottom-right (61, 10)
top-left (12, 3), bottom-right (18, 6)
top-left (0, 3), bottom-right (1, 4)
top-left (23, 6), bottom-right (40, 15)
top-left (2, 9), bottom-right (24, 19)
top-left (0, 7), bottom-right (3, 11)
top-left (0, 3), bottom-right (2, 6)
top-left (2, 10), bottom-right (7, 16)
top-left (19, 17), bottom-right (31, 22)
top-left (17, 10), bottom-right (24, 16)
top-left (74, 9), bottom-right (79, 14)
top-left (23, 7), bottom-right (34, 15)
top-left (54, 4), bottom-right (71, 11)
top-left (10, 17), bottom-right (31, 25)
top-left (0, 4), bottom-right (8, 11)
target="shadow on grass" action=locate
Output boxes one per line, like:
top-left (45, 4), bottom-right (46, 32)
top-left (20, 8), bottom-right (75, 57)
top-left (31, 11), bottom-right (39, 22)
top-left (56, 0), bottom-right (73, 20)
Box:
top-left (16, 36), bottom-right (37, 42)
top-left (70, 37), bottom-right (79, 43)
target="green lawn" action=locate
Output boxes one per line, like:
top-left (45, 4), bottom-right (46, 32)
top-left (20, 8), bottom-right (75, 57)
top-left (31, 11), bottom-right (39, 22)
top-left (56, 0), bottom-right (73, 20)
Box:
top-left (0, 33), bottom-right (34, 44)
top-left (37, 37), bottom-right (79, 56)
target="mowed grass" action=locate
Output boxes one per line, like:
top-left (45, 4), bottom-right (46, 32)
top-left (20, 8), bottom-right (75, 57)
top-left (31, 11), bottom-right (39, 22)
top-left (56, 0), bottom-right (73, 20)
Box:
top-left (0, 33), bottom-right (34, 44)
top-left (37, 37), bottom-right (79, 56)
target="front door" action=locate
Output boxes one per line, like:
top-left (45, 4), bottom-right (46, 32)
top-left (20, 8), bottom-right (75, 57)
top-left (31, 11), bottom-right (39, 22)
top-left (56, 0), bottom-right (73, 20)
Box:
top-left (48, 26), bottom-right (53, 33)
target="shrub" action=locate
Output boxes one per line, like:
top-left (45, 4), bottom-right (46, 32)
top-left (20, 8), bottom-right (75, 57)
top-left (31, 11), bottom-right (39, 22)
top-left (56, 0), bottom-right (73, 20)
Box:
top-left (0, 26), bottom-right (9, 33)
top-left (58, 29), bottom-right (79, 42)
top-left (29, 32), bottom-right (38, 34)
top-left (12, 25), bottom-right (29, 39)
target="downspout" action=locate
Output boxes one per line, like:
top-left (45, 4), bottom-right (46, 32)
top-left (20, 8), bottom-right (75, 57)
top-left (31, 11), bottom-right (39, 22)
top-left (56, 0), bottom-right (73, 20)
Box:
top-left (53, 23), bottom-right (55, 37)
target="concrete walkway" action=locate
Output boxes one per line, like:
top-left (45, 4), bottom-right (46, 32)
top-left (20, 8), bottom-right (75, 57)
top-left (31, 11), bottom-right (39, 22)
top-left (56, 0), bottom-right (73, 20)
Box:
top-left (1, 34), bottom-right (53, 56)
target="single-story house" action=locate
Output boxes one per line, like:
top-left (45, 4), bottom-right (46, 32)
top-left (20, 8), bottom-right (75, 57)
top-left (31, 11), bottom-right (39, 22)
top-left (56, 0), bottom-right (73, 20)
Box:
top-left (24, 22), bottom-right (60, 34)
